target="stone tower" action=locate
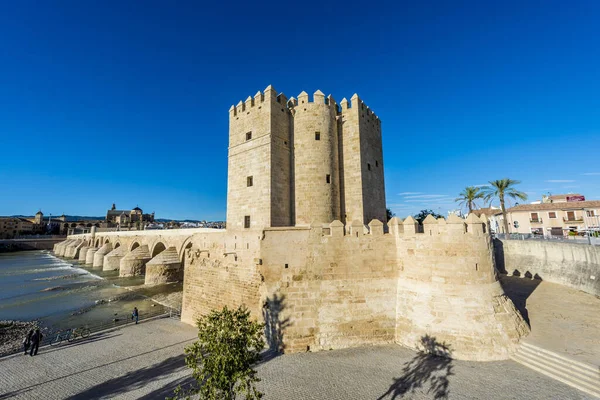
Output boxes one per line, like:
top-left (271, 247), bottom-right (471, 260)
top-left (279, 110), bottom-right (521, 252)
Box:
top-left (290, 90), bottom-right (341, 225)
top-left (226, 86), bottom-right (386, 229)
top-left (226, 85), bottom-right (292, 230)
top-left (339, 94), bottom-right (386, 224)
top-left (34, 210), bottom-right (44, 225)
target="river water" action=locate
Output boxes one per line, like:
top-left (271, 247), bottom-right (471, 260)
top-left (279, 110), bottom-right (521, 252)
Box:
top-left (0, 250), bottom-right (171, 330)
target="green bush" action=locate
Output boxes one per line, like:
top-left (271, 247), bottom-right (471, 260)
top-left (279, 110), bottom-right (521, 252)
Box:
top-left (169, 305), bottom-right (265, 400)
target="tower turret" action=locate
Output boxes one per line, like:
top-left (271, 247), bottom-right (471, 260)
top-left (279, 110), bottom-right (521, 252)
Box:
top-left (226, 85), bottom-right (292, 230)
top-left (291, 90), bottom-right (340, 225)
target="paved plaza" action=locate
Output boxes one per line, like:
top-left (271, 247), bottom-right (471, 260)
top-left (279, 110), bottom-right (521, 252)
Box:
top-left (0, 316), bottom-right (595, 400)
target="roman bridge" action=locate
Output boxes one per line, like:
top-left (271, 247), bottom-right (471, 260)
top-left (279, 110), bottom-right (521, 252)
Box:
top-left (53, 227), bottom-right (226, 285)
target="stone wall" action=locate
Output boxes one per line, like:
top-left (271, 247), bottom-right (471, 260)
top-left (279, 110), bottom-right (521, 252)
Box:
top-left (0, 238), bottom-right (64, 253)
top-left (62, 219), bottom-right (529, 361)
top-left (178, 215), bottom-right (528, 361)
top-left (181, 230), bottom-right (262, 325)
top-left (495, 239), bottom-right (600, 296)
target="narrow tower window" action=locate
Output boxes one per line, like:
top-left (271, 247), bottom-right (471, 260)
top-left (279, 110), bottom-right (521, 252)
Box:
top-left (376, 160), bottom-right (379, 167)
top-left (246, 132), bottom-right (252, 141)
top-left (326, 174), bottom-right (331, 184)
top-left (244, 216), bottom-right (251, 229)
top-left (247, 176), bottom-right (253, 187)
top-left (367, 163), bottom-right (371, 171)
top-left (315, 132), bottom-right (321, 140)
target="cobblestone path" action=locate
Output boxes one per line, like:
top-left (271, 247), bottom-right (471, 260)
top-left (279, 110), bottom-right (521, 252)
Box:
top-left (0, 318), bottom-right (594, 399)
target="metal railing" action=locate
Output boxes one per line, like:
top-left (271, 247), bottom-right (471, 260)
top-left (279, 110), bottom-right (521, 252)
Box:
top-left (563, 217), bottom-right (584, 223)
top-left (494, 233), bottom-right (600, 245)
top-left (0, 306), bottom-right (181, 358)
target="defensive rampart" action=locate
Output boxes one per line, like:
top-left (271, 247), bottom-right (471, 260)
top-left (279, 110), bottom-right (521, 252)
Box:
top-left (180, 214), bottom-right (529, 361)
top-left (495, 239), bottom-right (600, 296)
top-left (58, 217), bottom-right (530, 361)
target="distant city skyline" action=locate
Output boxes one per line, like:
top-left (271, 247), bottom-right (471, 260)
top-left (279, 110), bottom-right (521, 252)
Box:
top-left (1, 2), bottom-right (599, 220)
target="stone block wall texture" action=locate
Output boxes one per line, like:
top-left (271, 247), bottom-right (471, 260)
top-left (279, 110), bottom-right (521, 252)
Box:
top-left (178, 216), bottom-right (527, 361)
top-left (94, 243), bottom-right (113, 268)
top-left (227, 86), bottom-right (386, 229)
top-left (145, 247), bottom-right (183, 285)
top-left (227, 85), bottom-right (292, 230)
top-left (63, 217), bottom-right (529, 361)
top-left (78, 246), bottom-right (91, 262)
top-left (103, 245), bottom-right (129, 271)
top-left (496, 239), bottom-right (600, 296)
top-left (120, 245), bottom-right (152, 277)
top-left (181, 230), bottom-right (263, 325)
top-left (85, 248), bottom-right (98, 265)
top-left (292, 91), bottom-right (340, 225)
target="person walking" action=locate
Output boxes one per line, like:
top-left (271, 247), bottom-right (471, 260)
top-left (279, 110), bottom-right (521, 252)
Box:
top-left (132, 307), bottom-right (139, 324)
top-left (29, 329), bottom-right (43, 356)
top-left (23, 329), bottom-right (33, 355)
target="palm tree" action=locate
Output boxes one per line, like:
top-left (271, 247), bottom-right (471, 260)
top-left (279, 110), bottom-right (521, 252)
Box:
top-left (483, 179), bottom-right (527, 235)
top-left (455, 186), bottom-right (484, 214)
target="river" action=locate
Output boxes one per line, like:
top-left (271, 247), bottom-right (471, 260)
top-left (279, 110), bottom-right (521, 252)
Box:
top-left (0, 250), bottom-right (179, 331)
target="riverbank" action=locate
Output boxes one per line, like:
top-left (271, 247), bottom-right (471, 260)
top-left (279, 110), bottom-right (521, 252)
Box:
top-left (0, 250), bottom-right (184, 357)
top-left (0, 238), bottom-right (65, 253)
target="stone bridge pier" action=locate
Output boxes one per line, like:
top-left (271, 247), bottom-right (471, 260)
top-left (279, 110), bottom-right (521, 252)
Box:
top-left (57, 228), bottom-right (221, 286)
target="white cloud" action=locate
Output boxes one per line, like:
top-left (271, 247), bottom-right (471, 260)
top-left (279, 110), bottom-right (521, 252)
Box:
top-left (398, 192), bottom-right (423, 196)
top-left (582, 172), bottom-right (600, 176)
top-left (472, 184), bottom-right (489, 187)
top-left (403, 194), bottom-right (450, 199)
top-left (545, 180), bottom-right (575, 183)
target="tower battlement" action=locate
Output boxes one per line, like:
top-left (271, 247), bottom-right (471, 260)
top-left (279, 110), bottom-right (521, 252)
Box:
top-left (226, 85), bottom-right (386, 230)
top-left (229, 85), bottom-right (292, 117)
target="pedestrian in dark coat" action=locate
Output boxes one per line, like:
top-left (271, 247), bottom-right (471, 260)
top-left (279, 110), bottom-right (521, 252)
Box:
top-left (29, 329), bottom-right (43, 356)
top-left (132, 307), bottom-right (139, 324)
top-left (23, 330), bottom-right (33, 355)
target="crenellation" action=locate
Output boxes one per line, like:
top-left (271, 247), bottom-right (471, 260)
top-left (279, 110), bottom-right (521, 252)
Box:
top-left (368, 219), bottom-right (384, 236)
top-left (149, 85), bottom-right (535, 361)
top-left (402, 216), bottom-right (418, 236)
top-left (276, 92), bottom-right (287, 104)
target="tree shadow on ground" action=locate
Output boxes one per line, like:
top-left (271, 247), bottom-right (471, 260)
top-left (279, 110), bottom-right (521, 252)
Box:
top-left (378, 335), bottom-right (453, 400)
top-left (260, 293), bottom-right (291, 364)
top-left (66, 354), bottom-right (187, 400)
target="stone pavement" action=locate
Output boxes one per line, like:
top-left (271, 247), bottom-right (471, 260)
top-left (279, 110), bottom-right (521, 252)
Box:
top-left (500, 275), bottom-right (600, 367)
top-left (0, 318), bottom-right (594, 400)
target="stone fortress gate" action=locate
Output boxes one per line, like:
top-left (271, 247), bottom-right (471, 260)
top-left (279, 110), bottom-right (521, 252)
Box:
top-left (59, 86), bottom-right (528, 361)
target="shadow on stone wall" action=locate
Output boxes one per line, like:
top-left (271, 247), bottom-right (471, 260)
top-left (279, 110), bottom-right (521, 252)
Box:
top-left (493, 238), bottom-right (506, 274)
top-left (262, 293), bottom-right (291, 356)
top-left (377, 335), bottom-right (453, 400)
top-left (499, 275), bottom-right (542, 326)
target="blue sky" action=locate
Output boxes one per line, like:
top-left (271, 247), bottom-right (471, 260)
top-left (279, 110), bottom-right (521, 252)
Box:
top-left (1, 1), bottom-right (599, 220)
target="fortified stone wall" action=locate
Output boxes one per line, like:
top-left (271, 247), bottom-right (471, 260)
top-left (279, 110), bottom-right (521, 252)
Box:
top-left (181, 230), bottom-right (263, 325)
top-left (495, 239), bottom-right (600, 296)
top-left (396, 215), bottom-right (529, 361)
top-left (178, 214), bottom-right (528, 360)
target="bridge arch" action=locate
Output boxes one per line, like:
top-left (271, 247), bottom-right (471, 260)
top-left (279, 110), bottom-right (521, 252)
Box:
top-left (114, 242), bottom-right (121, 249)
top-left (104, 238), bottom-right (110, 244)
top-left (151, 242), bottom-right (166, 258)
top-left (130, 242), bottom-right (140, 251)
top-left (95, 238), bottom-right (101, 247)
top-left (179, 239), bottom-right (193, 263)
